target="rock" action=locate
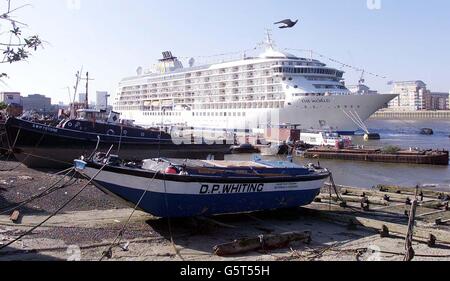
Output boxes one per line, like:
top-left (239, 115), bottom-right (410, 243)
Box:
top-left (18, 176), bottom-right (33, 181)
top-left (120, 241), bottom-right (130, 251)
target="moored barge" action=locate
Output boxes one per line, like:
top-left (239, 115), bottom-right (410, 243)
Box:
top-left (302, 147), bottom-right (449, 166)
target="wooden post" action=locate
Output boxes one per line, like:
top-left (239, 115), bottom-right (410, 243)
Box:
top-left (404, 199), bottom-right (418, 261)
top-left (380, 225), bottom-right (390, 238)
top-left (428, 234), bottom-right (437, 248)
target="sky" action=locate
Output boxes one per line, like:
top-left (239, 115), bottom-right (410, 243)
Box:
top-left (1, 0), bottom-right (449, 104)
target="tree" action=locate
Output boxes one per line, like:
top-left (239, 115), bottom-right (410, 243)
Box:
top-left (0, 102), bottom-right (6, 110)
top-left (1, 0), bottom-right (42, 78)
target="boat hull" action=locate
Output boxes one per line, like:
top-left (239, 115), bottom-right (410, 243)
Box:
top-left (0, 120), bottom-right (7, 155)
top-left (81, 165), bottom-right (327, 218)
top-left (5, 118), bottom-right (231, 169)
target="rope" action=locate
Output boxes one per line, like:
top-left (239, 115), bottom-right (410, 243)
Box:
top-left (328, 172), bottom-right (347, 204)
top-left (99, 171), bottom-right (160, 261)
top-left (0, 168), bottom-right (76, 215)
top-left (0, 166), bottom-right (74, 195)
top-left (0, 145), bottom-right (113, 251)
top-left (7, 150), bottom-right (74, 166)
top-left (342, 110), bottom-right (369, 134)
top-left (53, 167), bottom-right (76, 176)
top-left (284, 48), bottom-right (388, 79)
top-left (116, 126), bottom-right (123, 155)
top-left (0, 146), bottom-right (13, 162)
top-left (0, 168), bottom-right (73, 208)
top-left (0, 126), bottom-right (18, 164)
top-left (0, 130), bottom-right (46, 172)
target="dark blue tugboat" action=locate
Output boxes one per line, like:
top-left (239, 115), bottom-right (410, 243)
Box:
top-left (5, 109), bottom-right (232, 169)
top-left (0, 115), bottom-right (6, 155)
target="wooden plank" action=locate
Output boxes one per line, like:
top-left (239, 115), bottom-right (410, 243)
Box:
top-left (377, 185), bottom-right (450, 199)
top-left (303, 208), bottom-right (450, 245)
top-left (10, 210), bottom-right (20, 223)
top-left (213, 231), bottom-right (311, 256)
top-left (435, 218), bottom-right (450, 226)
top-left (318, 194), bottom-right (390, 206)
top-left (324, 184), bottom-right (439, 202)
top-left (417, 209), bottom-right (449, 218)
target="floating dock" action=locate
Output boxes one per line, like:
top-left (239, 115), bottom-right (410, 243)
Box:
top-left (302, 147), bottom-right (449, 166)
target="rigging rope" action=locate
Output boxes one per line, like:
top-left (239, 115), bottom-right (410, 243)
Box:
top-left (0, 129), bottom-right (46, 172)
top-left (0, 145), bottom-right (114, 251)
top-left (285, 48), bottom-right (388, 79)
top-left (0, 168), bottom-right (77, 215)
top-left (0, 166), bottom-right (75, 196)
top-left (328, 172), bottom-right (347, 204)
top-left (98, 170), bottom-right (160, 261)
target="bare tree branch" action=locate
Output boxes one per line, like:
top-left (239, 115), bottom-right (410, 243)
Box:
top-left (0, 0), bottom-right (41, 70)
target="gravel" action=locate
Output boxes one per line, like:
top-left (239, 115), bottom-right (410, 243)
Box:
top-left (0, 160), bottom-right (129, 215)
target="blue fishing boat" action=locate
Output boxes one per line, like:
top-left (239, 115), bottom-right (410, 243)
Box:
top-left (75, 154), bottom-right (330, 218)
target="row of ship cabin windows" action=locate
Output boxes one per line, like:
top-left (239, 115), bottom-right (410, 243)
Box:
top-left (193, 112), bottom-right (246, 117)
top-left (193, 101), bottom-right (285, 110)
top-left (143, 111), bottom-right (182, 116)
top-left (274, 67), bottom-right (344, 77)
top-left (141, 111), bottom-right (250, 117)
top-left (297, 105), bottom-right (361, 109)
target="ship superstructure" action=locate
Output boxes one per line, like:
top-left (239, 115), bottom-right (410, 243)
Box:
top-left (114, 34), bottom-right (396, 134)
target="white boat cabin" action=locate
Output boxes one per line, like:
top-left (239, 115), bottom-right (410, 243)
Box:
top-left (300, 131), bottom-right (351, 147)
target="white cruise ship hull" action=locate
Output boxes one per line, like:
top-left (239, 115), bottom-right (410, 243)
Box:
top-left (118, 94), bottom-right (397, 135)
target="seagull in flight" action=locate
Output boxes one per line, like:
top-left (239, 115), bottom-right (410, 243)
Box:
top-left (274, 19), bottom-right (299, 29)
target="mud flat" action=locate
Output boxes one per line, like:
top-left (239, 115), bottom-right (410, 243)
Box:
top-left (1, 160), bottom-right (450, 261)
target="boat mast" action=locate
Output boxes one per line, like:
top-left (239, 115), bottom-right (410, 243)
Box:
top-left (264, 29), bottom-right (274, 49)
top-left (85, 72), bottom-right (89, 109)
top-left (70, 70), bottom-right (82, 119)
top-left (79, 72), bottom-right (94, 110)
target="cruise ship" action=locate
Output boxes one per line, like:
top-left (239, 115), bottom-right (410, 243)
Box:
top-left (114, 34), bottom-right (396, 135)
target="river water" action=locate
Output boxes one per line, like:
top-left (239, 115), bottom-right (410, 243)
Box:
top-left (229, 119), bottom-right (450, 191)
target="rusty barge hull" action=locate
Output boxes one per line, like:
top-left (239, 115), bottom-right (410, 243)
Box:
top-left (303, 148), bottom-right (449, 166)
